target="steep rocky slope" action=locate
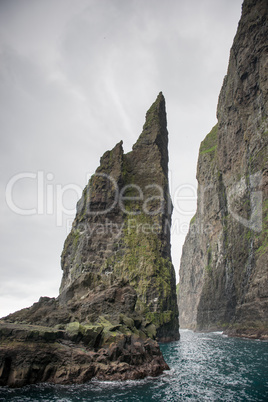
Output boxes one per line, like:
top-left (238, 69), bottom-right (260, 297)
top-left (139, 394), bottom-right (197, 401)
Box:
top-left (179, 0), bottom-right (268, 339)
top-left (0, 93), bottom-right (178, 387)
top-left (59, 92), bottom-right (178, 342)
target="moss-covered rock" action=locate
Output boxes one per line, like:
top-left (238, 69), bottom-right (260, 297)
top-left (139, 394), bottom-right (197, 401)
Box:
top-left (199, 124), bottom-right (218, 156)
top-left (65, 322), bottom-right (81, 342)
top-left (57, 92), bottom-right (179, 342)
top-left (0, 93), bottom-right (179, 387)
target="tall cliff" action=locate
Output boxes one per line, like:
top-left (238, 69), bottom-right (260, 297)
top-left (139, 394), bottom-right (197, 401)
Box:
top-left (179, 0), bottom-right (268, 338)
top-left (0, 93), bottom-right (178, 387)
top-left (59, 92), bottom-right (178, 341)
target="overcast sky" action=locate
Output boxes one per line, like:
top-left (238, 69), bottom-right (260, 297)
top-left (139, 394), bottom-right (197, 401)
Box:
top-left (0, 0), bottom-right (243, 318)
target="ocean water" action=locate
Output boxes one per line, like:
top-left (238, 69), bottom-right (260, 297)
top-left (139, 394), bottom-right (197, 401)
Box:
top-left (0, 330), bottom-right (267, 401)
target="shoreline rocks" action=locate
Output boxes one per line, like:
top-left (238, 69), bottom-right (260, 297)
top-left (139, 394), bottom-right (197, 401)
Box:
top-left (0, 323), bottom-right (169, 387)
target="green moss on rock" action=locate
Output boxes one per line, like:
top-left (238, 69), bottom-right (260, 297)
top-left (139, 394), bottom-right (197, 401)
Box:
top-left (190, 214), bottom-right (196, 225)
top-left (66, 322), bottom-right (81, 341)
top-left (144, 323), bottom-right (156, 338)
top-left (176, 283), bottom-right (179, 296)
top-left (200, 124), bottom-right (218, 155)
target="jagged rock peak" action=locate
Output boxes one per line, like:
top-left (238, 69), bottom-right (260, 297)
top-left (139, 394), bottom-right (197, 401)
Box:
top-left (133, 92), bottom-right (169, 179)
top-left (0, 93), bottom-right (178, 387)
top-left (99, 140), bottom-right (124, 169)
top-left (58, 91), bottom-right (178, 342)
top-left (133, 92), bottom-right (167, 147)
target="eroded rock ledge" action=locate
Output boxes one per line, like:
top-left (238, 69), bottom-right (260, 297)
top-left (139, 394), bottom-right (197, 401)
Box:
top-left (0, 322), bottom-right (168, 387)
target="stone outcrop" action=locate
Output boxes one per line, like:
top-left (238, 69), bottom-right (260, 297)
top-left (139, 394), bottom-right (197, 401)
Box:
top-left (179, 0), bottom-right (268, 339)
top-left (0, 322), bottom-right (168, 387)
top-left (59, 91), bottom-right (179, 342)
top-left (0, 93), bottom-right (179, 387)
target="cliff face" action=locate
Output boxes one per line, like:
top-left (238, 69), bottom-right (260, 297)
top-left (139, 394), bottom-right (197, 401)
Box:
top-left (0, 93), bottom-right (178, 387)
top-left (59, 92), bottom-right (178, 341)
top-left (179, 0), bottom-right (268, 338)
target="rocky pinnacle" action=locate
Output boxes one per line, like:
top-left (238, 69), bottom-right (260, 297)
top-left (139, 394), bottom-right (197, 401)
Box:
top-left (59, 91), bottom-right (179, 342)
top-left (0, 93), bottom-right (179, 387)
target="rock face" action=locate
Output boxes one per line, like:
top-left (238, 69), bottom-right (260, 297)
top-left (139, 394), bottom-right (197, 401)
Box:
top-left (59, 91), bottom-right (179, 342)
top-left (179, 0), bottom-right (268, 339)
top-left (0, 93), bottom-right (178, 387)
top-left (0, 322), bottom-right (168, 387)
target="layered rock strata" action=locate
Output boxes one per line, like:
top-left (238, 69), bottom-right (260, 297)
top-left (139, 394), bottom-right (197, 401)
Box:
top-left (0, 93), bottom-right (179, 387)
top-left (0, 322), bottom-right (168, 386)
top-left (179, 0), bottom-right (268, 339)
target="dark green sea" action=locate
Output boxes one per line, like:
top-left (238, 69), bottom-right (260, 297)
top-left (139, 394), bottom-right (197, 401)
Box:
top-left (0, 330), bottom-right (267, 401)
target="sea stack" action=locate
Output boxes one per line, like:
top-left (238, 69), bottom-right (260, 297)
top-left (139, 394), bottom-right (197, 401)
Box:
top-left (178, 0), bottom-right (268, 339)
top-left (0, 93), bottom-right (179, 387)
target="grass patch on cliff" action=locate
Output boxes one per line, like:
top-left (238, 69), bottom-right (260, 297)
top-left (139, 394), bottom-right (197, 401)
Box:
top-left (61, 229), bottom-right (80, 262)
top-left (111, 212), bottom-right (177, 332)
top-left (200, 123), bottom-right (218, 155)
top-left (190, 214), bottom-right (196, 225)
top-left (176, 283), bottom-right (179, 295)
